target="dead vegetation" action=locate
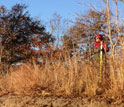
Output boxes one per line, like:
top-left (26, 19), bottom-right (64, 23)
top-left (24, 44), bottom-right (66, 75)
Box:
top-left (0, 53), bottom-right (123, 106)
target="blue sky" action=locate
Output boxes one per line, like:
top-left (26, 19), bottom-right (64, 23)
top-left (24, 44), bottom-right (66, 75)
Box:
top-left (0, 0), bottom-right (103, 21)
top-left (0, 0), bottom-right (124, 23)
top-left (0, 0), bottom-right (82, 20)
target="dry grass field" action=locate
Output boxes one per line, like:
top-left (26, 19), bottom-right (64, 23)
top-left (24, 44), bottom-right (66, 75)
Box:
top-left (0, 55), bottom-right (124, 107)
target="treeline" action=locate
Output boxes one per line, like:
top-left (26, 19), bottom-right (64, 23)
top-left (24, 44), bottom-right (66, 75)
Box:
top-left (0, 0), bottom-right (124, 72)
top-left (0, 4), bottom-right (55, 71)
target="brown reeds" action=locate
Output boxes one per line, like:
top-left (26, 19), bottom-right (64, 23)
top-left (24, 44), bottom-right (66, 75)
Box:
top-left (0, 52), bottom-right (123, 101)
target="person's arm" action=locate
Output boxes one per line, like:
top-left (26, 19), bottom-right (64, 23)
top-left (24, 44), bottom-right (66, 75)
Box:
top-left (103, 43), bottom-right (109, 52)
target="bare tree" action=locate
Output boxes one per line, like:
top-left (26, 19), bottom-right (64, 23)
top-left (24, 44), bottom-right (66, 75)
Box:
top-left (102, 0), bottom-right (120, 58)
top-left (49, 13), bottom-right (69, 49)
top-left (62, 9), bottom-right (110, 61)
top-left (114, 0), bottom-right (124, 52)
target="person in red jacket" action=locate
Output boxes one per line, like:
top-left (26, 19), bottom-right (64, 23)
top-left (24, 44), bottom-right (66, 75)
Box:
top-left (94, 34), bottom-right (109, 53)
top-left (93, 34), bottom-right (109, 71)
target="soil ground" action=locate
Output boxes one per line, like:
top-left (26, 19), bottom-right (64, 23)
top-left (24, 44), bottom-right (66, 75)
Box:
top-left (0, 94), bottom-right (123, 107)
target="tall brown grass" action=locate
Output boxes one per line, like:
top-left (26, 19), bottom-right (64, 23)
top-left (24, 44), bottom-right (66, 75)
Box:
top-left (0, 53), bottom-right (124, 101)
